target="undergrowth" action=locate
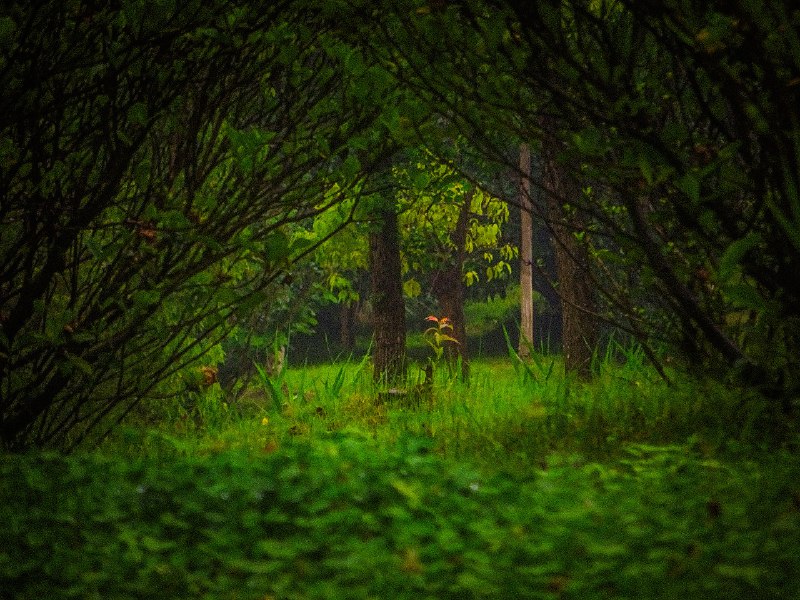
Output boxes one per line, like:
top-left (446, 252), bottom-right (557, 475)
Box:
top-left (2, 435), bottom-right (798, 599)
top-left (105, 344), bottom-right (795, 469)
top-left (3, 345), bottom-right (798, 599)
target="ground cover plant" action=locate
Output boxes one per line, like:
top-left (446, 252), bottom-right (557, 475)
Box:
top-left (2, 350), bottom-right (799, 599)
top-left (1, 429), bottom-right (798, 599)
top-left (101, 345), bottom-right (795, 468)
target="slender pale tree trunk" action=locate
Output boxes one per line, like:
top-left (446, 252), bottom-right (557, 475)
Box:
top-left (369, 207), bottom-right (406, 384)
top-left (541, 125), bottom-right (598, 379)
top-left (518, 142), bottom-right (535, 359)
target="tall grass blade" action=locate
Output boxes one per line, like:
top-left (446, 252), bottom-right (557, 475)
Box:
top-left (327, 363), bottom-right (347, 399)
top-left (503, 324), bottom-right (538, 383)
top-left (254, 362), bottom-right (284, 413)
top-left (352, 341), bottom-right (373, 385)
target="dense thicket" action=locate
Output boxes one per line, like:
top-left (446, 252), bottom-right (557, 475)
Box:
top-left (2, 0), bottom-right (798, 450)
top-left (0, 1), bottom-right (388, 449)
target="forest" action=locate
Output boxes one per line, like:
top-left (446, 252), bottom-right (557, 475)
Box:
top-left (1, 0), bottom-right (799, 598)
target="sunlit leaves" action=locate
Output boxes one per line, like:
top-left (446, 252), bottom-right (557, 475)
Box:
top-left (403, 278), bottom-right (422, 298)
top-left (396, 151), bottom-right (513, 288)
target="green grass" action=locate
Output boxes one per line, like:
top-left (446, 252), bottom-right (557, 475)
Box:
top-left (105, 347), bottom-right (793, 468)
top-left (2, 349), bottom-right (799, 599)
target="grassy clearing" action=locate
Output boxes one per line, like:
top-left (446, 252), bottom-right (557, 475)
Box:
top-left (104, 347), bottom-right (793, 469)
top-left (2, 349), bottom-right (799, 599)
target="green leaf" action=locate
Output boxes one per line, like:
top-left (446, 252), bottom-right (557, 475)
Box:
top-left (390, 478), bottom-right (422, 509)
top-left (676, 173), bottom-right (700, 203)
top-left (341, 154), bottom-right (361, 180)
top-left (289, 236), bottom-right (315, 256)
top-left (572, 127), bottom-right (605, 157)
top-left (127, 102), bottom-right (148, 126)
top-left (717, 233), bottom-right (761, 284)
top-left (253, 362), bottom-right (283, 413)
top-left (64, 352), bottom-right (93, 376)
top-left (159, 209), bottom-right (192, 230)
top-left (714, 563), bottom-right (763, 587)
top-left (133, 159), bottom-right (151, 188)
top-left (141, 535), bottom-right (177, 553)
top-left (412, 170), bottom-right (431, 189)
top-left (84, 238), bottom-right (111, 261)
top-left (403, 278), bottom-right (421, 298)
top-left (263, 232), bottom-right (289, 264)
top-left (130, 289), bottom-right (161, 307)
top-left (0, 16), bottom-right (17, 50)
top-left (723, 282), bottom-right (765, 311)
top-left (435, 333), bottom-right (459, 345)
top-left (343, 47), bottom-right (366, 76)
top-left (638, 153), bottom-right (654, 185)
top-left (744, 103), bottom-right (769, 134)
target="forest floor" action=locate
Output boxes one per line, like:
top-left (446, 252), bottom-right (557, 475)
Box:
top-left (2, 354), bottom-right (799, 599)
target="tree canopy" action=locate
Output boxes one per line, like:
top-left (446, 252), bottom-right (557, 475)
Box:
top-left (2, 0), bottom-right (798, 449)
top-left (342, 0), bottom-right (800, 393)
top-left (0, 1), bottom-right (388, 449)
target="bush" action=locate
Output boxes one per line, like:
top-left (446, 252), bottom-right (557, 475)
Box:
top-left (1, 436), bottom-right (798, 599)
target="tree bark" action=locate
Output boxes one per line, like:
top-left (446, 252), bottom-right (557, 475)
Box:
top-left (542, 130), bottom-right (598, 379)
top-left (518, 142), bottom-right (535, 359)
top-left (431, 195), bottom-right (471, 379)
top-left (369, 208), bottom-right (406, 384)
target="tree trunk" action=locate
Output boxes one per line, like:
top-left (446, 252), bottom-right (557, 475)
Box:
top-left (433, 269), bottom-right (467, 376)
top-left (432, 194), bottom-right (471, 379)
top-left (542, 130), bottom-right (598, 379)
top-left (518, 142), bottom-right (535, 359)
top-left (369, 208), bottom-right (406, 384)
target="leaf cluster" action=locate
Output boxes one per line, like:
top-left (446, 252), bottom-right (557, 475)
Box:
top-left (1, 438), bottom-right (798, 598)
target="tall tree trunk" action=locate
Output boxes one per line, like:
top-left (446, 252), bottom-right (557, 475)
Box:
top-left (518, 142), bottom-right (535, 359)
top-left (432, 195), bottom-right (471, 380)
top-left (542, 130), bottom-right (598, 379)
top-left (369, 208), bottom-right (406, 384)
